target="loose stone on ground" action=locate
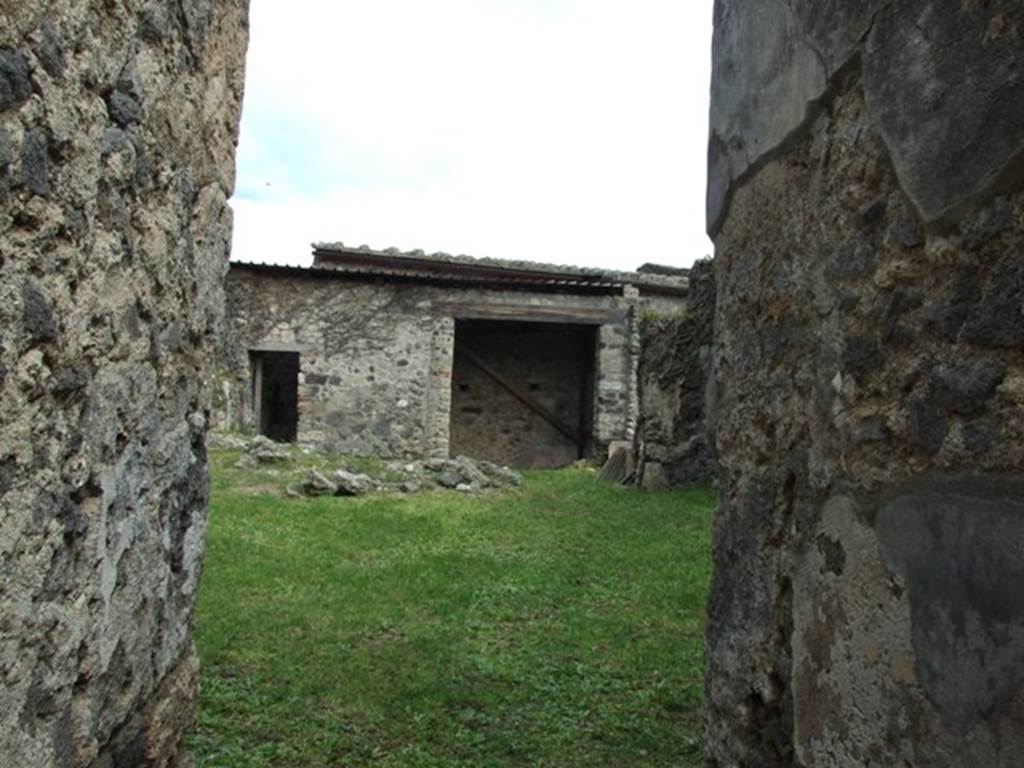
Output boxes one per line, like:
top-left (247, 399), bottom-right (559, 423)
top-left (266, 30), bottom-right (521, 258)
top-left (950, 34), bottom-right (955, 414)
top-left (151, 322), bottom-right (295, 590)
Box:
top-left (220, 434), bottom-right (523, 498)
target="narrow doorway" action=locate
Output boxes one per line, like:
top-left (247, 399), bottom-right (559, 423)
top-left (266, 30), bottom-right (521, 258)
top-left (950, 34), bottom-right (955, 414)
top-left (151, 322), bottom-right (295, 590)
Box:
top-left (250, 351), bottom-right (300, 442)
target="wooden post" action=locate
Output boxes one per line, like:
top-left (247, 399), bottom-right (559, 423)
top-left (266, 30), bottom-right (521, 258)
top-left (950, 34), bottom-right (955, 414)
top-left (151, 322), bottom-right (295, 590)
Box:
top-left (250, 352), bottom-right (264, 435)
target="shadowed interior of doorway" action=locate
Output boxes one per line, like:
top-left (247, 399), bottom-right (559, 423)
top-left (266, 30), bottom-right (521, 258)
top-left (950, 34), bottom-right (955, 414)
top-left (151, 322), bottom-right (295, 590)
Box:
top-left (449, 319), bottom-right (597, 469)
top-left (251, 350), bottom-right (300, 442)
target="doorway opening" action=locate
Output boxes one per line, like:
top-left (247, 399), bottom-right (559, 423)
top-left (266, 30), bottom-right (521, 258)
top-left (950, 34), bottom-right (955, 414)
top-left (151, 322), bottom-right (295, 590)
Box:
top-left (449, 319), bottom-right (597, 469)
top-left (250, 350), bottom-right (300, 442)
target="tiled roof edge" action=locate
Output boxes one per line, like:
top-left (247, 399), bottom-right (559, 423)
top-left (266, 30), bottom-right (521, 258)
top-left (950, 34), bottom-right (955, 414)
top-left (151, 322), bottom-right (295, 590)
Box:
top-left (312, 242), bottom-right (690, 291)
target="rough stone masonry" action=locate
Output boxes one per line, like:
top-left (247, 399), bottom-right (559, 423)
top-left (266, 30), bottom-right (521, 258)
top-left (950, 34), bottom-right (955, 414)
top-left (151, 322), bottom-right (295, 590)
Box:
top-left (636, 259), bottom-right (716, 489)
top-left (705, 2), bottom-right (1024, 766)
top-left (0, 2), bottom-right (248, 766)
top-left (217, 250), bottom-right (688, 468)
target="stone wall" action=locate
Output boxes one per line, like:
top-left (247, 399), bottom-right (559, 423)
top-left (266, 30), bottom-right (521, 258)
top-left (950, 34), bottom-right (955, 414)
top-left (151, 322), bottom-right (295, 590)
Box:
top-left (636, 259), bottom-right (715, 489)
top-left (220, 266), bottom-right (649, 462)
top-left (0, 3), bottom-right (247, 766)
top-left (705, 2), bottom-right (1024, 766)
top-left (222, 271), bottom-right (446, 458)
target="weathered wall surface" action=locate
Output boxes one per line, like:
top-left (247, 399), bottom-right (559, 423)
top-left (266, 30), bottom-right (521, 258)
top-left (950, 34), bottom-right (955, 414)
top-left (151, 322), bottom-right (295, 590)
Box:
top-left (705, 2), bottom-right (1024, 766)
top-left (221, 267), bottom-right (646, 461)
top-left (637, 259), bottom-right (715, 489)
top-left (222, 271), bottom-right (446, 458)
top-left (0, 3), bottom-right (247, 766)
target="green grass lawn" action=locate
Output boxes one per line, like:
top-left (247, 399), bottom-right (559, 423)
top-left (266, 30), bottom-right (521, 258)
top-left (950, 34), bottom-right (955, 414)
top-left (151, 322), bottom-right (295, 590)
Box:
top-left (189, 450), bottom-right (714, 767)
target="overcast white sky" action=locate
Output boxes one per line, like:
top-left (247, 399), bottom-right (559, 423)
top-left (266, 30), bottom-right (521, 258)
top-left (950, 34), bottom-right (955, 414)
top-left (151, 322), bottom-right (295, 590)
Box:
top-left (230, 0), bottom-right (714, 272)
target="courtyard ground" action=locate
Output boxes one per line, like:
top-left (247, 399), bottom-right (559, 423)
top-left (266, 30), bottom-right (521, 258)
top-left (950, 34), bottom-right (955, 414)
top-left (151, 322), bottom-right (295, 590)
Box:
top-left (188, 449), bottom-right (714, 767)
